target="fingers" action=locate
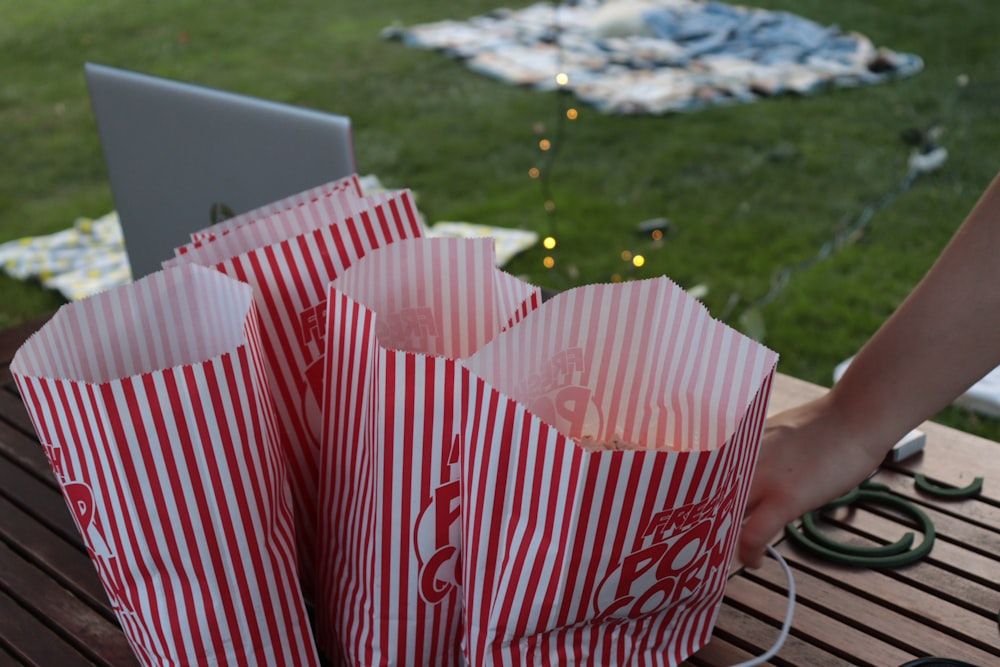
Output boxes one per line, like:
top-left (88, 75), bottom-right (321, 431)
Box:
top-left (737, 506), bottom-right (785, 569)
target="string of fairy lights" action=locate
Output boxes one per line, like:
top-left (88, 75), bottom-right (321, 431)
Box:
top-left (527, 3), bottom-right (652, 284)
top-left (528, 72), bottom-right (652, 282)
top-left (528, 69), bottom-right (571, 274)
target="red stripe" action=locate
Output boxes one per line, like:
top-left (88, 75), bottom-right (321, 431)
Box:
top-left (371, 349), bottom-right (396, 664)
top-left (312, 226), bottom-right (340, 284)
top-left (412, 357), bottom-right (435, 663)
top-left (100, 380), bottom-right (194, 663)
top-left (524, 422), bottom-right (579, 633)
top-left (394, 353), bottom-right (418, 659)
top-left (602, 288), bottom-right (644, 437)
top-left (290, 234), bottom-right (324, 306)
top-left (509, 418), bottom-right (555, 636)
top-left (699, 326), bottom-right (727, 451)
top-left (83, 381), bottom-right (167, 659)
top-left (400, 192), bottom-right (423, 237)
top-left (143, 370), bottom-right (224, 656)
top-left (50, 380), bottom-right (160, 646)
top-left (231, 256), bottom-right (308, 455)
top-left (326, 224), bottom-right (353, 274)
top-left (195, 351), bottom-right (282, 656)
top-left (239, 250), bottom-right (319, 571)
top-left (555, 451), bottom-right (607, 627)
top-left (318, 292), bottom-right (352, 659)
top-left (374, 198), bottom-right (394, 243)
top-left (236, 334), bottom-right (305, 604)
top-left (346, 210), bottom-right (370, 257)
top-left (198, 358), bottom-right (283, 659)
top-left (476, 397), bottom-right (520, 661)
top-left (461, 379), bottom-right (497, 664)
top-left (342, 300), bottom-right (377, 664)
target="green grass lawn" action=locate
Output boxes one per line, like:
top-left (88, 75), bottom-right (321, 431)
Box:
top-left (2, 0), bottom-right (999, 438)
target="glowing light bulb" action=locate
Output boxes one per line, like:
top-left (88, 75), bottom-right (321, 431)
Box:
top-left (555, 72), bottom-right (569, 86)
top-left (529, 167), bottom-right (540, 179)
top-left (620, 250), bottom-right (633, 262)
top-left (651, 229), bottom-right (663, 241)
top-left (566, 108), bottom-right (578, 120)
top-left (632, 255), bottom-right (646, 268)
top-left (539, 139), bottom-right (552, 151)
top-left (543, 256), bottom-right (556, 269)
top-left (543, 236), bottom-right (557, 250)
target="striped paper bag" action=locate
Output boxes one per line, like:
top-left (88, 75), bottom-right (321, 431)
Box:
top-left (459, 279), bottom-right (779, 666)
top-left (164, 179), bottom-right (380, 271)
top-left (168, 189), bottom-right (424, 595)
top-left (318, 238), bottom-right (540, 666)
top-left (179, 173), bottom-right (365, 252)
top-left (10, 264), bottom-right (320, 666)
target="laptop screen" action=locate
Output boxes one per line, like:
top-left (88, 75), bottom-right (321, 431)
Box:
top-left (85, 63), bottom-right (357, 279)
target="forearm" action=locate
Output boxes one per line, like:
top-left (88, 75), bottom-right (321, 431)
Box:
top-left (830, 170), bottom-right (1000, 451)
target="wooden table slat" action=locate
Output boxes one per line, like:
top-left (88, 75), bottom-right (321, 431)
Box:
top-left (0, 540), bottom-right (138, 667)
top-left (0, 644), bottom-right (26, 667)
top-left (0, 453), bottom-right (85, 551)
top-left (749, 552), bottom-right (1000, 665)
top-left (774, 540), bottom-right (1000, 654)
top-left (0, 588), bottom-right (100, 667)
top-left (0, 494), bottom-right (115, 616)
top-left (682, 635), bottom-right (770, 667)
top-left (708, 602), bottom-right (858, 667)
top-left (0, 415), bottom-right (60, 494)
top-left (725, 573), bottom-right (923, 666)
top-left (0, 386), bottom-right (40, 454)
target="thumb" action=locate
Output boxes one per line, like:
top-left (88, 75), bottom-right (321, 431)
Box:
top-left (738, 501), bottom-right (786, 569)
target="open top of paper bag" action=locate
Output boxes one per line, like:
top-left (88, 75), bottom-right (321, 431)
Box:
top-left (164, 188), bottom-right (411, 271)
top-left (328, 237), bottom-right (539, 359)
top-left (461, 278), bottom-right (778, 452)
top-left (11, 264), bottom-right (254, 384)
top-left (187, 173), bottom-right (364, 244)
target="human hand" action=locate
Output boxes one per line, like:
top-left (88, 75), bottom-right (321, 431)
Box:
top-left (737, 393), bottom-right (888, 568)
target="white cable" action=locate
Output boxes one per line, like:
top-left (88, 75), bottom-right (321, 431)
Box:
top-left (727, 545), bottom-right (796, 667)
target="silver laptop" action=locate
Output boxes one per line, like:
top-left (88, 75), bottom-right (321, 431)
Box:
top-left (85, 62), bottom-right (357, 279)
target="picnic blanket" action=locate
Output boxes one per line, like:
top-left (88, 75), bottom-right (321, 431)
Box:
top-left (389, 0), bottom-right (922, 114)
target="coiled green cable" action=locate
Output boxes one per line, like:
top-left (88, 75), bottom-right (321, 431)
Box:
top-left (914, 474), bottom-right (983, 499)
top-left (785, 484), bottom-right (935, 568)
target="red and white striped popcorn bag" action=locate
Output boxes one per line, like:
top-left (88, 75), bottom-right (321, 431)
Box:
top-left (176, 173), bottom-right (365, 255)
top-left (318, 237), bottom-right (541, 665)
top-left (168, 188), bottom-right (423, 594)
top-left (10, 264), bottom-right (320, 666)
top-left (458, 279), bottom-right (779, 665)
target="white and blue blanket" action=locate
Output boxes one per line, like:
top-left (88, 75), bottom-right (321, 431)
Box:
top-left (390, 0), bottom-right (922, 114)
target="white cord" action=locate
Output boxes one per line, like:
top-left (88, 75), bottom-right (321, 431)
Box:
top-left (727, 545), bottom-right (796, 667)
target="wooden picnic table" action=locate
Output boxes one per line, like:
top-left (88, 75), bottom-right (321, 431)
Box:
top-left (1, 313), bottom-right (998, 666)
